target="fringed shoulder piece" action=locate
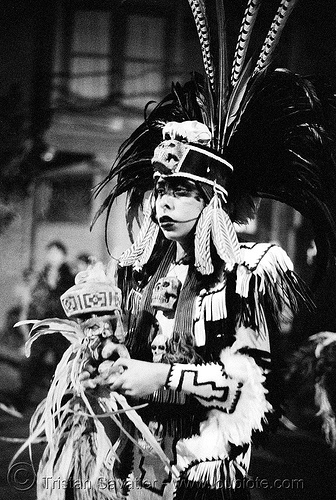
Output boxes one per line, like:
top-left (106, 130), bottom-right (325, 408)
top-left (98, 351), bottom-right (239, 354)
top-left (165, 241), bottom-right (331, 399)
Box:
top-left (236, 242), bottom-right (314, 334)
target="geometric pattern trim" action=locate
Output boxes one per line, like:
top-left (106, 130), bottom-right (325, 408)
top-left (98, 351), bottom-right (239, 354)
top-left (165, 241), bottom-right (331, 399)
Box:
top-left (61, 289), bottom-right (121, 318)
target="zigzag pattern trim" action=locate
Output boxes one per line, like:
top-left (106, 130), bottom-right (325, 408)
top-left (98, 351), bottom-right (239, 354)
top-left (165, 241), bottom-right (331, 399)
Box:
top-left (188, 0), bottom-right (215, 92)
top-left (231, 0), bottom-right (261, 86)
top-left (167, 362), bottom-right (243, 412)
top-left (253, 0), bottom-right (298, 75)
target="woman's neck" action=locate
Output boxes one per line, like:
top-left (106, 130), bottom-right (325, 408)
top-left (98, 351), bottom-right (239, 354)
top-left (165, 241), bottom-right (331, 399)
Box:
top-left (175, 239), bottom-right (193, 263)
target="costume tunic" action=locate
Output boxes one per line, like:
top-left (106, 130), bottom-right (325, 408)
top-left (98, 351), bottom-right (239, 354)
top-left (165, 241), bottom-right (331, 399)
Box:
top-left (121, 241), bottom-right (299, 500)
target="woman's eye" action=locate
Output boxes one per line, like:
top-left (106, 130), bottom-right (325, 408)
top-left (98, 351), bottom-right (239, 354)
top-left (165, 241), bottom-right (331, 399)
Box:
top-left (174, 188), bottom-right (190, 196)
top-left (155, 184), bottom-right (193, 197)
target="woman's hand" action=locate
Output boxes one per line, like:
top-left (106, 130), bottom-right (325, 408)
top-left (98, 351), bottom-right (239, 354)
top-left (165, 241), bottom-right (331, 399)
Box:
top-left (101, 341), bottom-right (130, 360)
top-left (79, 341), bottom-right (130, 390)
top-left (103, 358), bottom-right (170, 398)
top-left (78, 340), bottom-right (170, 398)
top-left (79, 363), bottom-right (98, 389)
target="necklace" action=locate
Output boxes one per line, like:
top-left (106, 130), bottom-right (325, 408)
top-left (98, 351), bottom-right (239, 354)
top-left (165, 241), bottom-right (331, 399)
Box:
top-left (173, 241), bottom-right (193, 265)
top-left (168, 254), bottom-right (190, 276)
top-left (174, 254), bottom-right (192, 265)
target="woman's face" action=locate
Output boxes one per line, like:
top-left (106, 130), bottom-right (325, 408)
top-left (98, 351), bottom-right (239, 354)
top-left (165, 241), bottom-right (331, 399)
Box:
top-left (154, 177), bottom-right (206, 243)
top-left (46, 246), bottom-right (66, 267)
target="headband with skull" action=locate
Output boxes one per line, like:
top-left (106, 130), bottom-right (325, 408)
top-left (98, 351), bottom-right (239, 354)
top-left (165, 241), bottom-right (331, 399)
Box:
top-left (118, 120), bottom-right (241, 274)
top-left (152, 121), bottom-right (233, 201)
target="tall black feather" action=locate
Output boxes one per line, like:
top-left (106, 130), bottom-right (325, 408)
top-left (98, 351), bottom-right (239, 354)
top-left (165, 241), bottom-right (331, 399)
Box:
top-left (92, 76), bottom-right (212, 246)
top-left (226, 68), bottom-right (336, 278)
top-left (94, 1), bottom-right (336, 281)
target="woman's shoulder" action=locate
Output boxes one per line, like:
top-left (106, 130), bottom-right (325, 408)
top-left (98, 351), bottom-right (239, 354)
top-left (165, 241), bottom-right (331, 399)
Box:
top-left (239, 241), bottom-right (293, 273)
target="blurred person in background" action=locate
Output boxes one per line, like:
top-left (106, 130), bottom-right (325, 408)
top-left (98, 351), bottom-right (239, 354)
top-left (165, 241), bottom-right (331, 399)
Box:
top-left (71, 251), bottom-right (93, 275)
top-left (0, 267), bottom-right (36, 351)
top-left (15, 240), bottom-right (74, 411)
top-left (0, 268), bottom-right (36, 413)
top-left (27, 240), bottom-right (74, 320)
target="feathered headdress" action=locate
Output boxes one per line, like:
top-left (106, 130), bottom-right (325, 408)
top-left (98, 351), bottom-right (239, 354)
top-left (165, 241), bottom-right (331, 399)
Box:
top-left (94, 0), bottom-right (336, 279)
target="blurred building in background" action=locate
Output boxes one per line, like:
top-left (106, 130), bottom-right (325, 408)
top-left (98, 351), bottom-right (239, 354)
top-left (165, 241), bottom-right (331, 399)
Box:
top-left (0, 0), bottom-right (335, 330)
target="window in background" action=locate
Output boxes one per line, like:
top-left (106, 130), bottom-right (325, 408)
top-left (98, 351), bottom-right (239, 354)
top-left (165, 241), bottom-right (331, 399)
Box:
top-left (51, 5), bottom-right (168, 110)
top-left (122, 14), bottom-right (165, 108)
top-left (35, 175), bottom-right (92, 224)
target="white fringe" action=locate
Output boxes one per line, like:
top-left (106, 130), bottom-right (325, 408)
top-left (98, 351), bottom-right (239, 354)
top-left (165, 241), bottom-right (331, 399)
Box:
top-left (119, 194), bottom-right (159, 270)
top-left (175, 348), bottom-right (271, 486)
top-left (194, 283), bottom-right (227, 347)
top-left (236, 243), bottom-right (294, 299)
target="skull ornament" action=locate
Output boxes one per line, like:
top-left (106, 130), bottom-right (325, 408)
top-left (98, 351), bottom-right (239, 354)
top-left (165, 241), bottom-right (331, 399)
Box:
top-left (151, 276), bottom-right (182, 312)
top-left (151, 333), bottom-right (168, 363)
top-left (152, 139), bottom-right (187, 175)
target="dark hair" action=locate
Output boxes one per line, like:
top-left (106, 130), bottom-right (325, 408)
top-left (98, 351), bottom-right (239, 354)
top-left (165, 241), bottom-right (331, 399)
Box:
top-left (151, 177), bottom-right (210, 222)
top-left (46, 240), bottom-right (67, 255)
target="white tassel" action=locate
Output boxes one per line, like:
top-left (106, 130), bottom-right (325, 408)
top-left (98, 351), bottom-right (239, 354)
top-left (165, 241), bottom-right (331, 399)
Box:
top-left (194, 284), bottom-right (228, 346)
top-left (195, 200), bottom-right (214, 275)
top-left (119, 193), bottom-right (159, 270)
top-left (195, 192), bottom-right (242, 275)
top-left (211, 191), bottom-right (241, 272)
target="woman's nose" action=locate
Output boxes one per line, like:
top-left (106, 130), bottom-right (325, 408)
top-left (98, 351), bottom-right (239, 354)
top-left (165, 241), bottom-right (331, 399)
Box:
top-left (157, 193), bottom-right (174, 210)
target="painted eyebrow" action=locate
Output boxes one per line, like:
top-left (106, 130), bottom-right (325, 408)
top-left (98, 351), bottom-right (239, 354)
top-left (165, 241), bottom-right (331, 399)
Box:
top-left (155, 179), bottom-right (198, 190)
